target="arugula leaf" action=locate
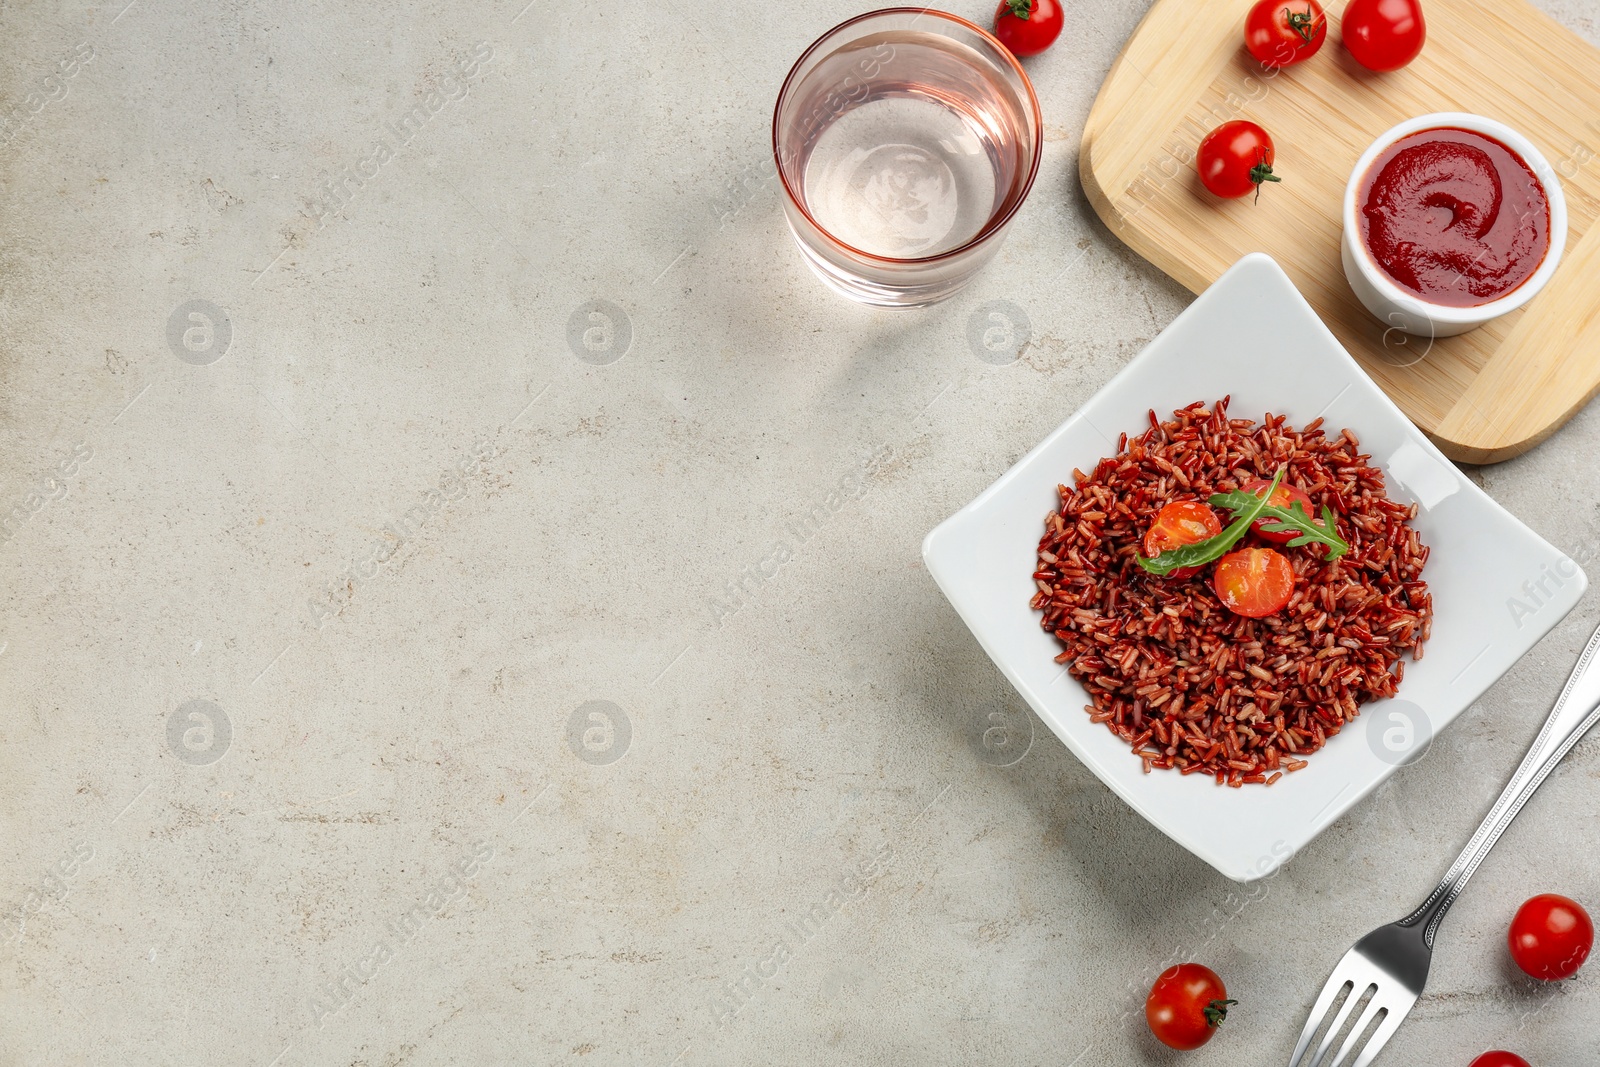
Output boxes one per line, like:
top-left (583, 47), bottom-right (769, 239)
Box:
top-left (1136, 468), bottom-right (1283, 577)
top-left (1258, 502), bottom-right (1349, 559)
top-left (1209, 483), bottom-right (1350, 561)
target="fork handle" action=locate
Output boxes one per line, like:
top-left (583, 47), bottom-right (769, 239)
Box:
top-left (1400, 618), bottom-right (1600, 948)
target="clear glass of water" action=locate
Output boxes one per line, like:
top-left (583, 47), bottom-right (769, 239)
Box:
top-left (772, 8), bottom-right (1042, 309)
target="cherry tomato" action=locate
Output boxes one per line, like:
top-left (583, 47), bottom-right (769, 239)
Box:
top-left (1508, 894), bottom-right (1593, 981)
top-left (1146, 963), bottom-right (1235, 1051)
top-left (1341, 0), bottom-right (1426, 72)
top-left (1241, 478), bottom-right (1318, 545)
top-left (1143, 500), bottom-right (1223, 580)
top-left (1244, 0), bottom-right (1327, 69)
top-left (993, 0), bottom-right (1063, 58)
top-left (1212, 548), bottom-right (1295, 617)
top-left (1469, 1053), bottom-right (1531, 1067)
top-left (1197, 121), bottom-right (1281, 201)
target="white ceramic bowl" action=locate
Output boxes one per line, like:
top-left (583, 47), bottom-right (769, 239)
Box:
top-left (923, 254), bottom-right (1585, 882)
top-left (1341, 112), bottom-right (1567, 338)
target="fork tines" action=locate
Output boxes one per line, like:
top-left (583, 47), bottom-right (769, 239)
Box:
top-left (1287, 948), bottom-right (1416, 1067)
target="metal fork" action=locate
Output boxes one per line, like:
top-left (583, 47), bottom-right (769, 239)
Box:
top-left (1287, 619), bottom-right (1600, 1067)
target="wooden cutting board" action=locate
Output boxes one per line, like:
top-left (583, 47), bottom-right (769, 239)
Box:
top-left (1080, 0), bottom-right (1600, 464)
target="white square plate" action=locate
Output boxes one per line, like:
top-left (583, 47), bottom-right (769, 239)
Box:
top-left (923, 253), bottom-right (1586, 882)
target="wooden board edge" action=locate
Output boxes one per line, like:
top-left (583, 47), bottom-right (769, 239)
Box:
top-left (1082, 0), bottom-right (1245, 196)
top-left (1428, 416), bottom-right (1570, 466)
top-left (1079, 2), bottom-right (1223, 298)
top-left (1431, 183), bottom-right (1600, 462)
top-left (1431, 347), bottom-right (1600, 464)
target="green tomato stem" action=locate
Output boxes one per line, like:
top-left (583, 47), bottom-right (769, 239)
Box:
top-left (1203, 998), bottom-right (1238, 1028)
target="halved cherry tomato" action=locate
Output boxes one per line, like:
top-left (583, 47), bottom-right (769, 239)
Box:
top-left (1145, 963), bottom-right (1235, 1051)
top-left (1143, 500), bottom-right (1223, 579)
top-left (1212, 548), bottom-right (1295, 617)
top-left (1241, 477), bottom-right (1318, 545)
top-left (1244, 0), bottom-right (1327, 69)
top-left (1469, 1053), bottom-right (1531, 1067)
top-left (1508, 894), bottom-right (1593, 981)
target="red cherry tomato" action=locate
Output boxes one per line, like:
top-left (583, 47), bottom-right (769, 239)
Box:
top-left (1143, 500), bottom-right (1223, 579)
top-left (1197, 121), bottom-right (1281, 200)
top-left (1341, 0), bottom-right (1426, 72)
top-left (1212, 548), bottom-right (1295, 617)
top-left (1469, 1053), bottom-right (1531, 1067)
top-left (1145, 963), bottom-right (1235, 1051)
top-left (1240, 478), bottom-right (1318, 545)
top-left (993, 0), bottom-right (1063, 58)
top-left (1244, 0), bottom-right (1327, 69)
top-left (1508, 894), bottom-right (1593, 981)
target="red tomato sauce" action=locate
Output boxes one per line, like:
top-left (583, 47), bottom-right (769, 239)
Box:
top-left (1358, 127), bottom-right (1550, 307)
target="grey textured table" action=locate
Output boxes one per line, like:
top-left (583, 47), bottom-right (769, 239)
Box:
top-left (3, 1), bottom-right (1598, 1064)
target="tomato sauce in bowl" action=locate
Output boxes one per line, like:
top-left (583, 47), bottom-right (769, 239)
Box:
top-left (1358, 127), bottom-right (1550, 308)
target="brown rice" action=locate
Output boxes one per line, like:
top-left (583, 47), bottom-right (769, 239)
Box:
top-left (1030, 398), bottom-right (1432, 786)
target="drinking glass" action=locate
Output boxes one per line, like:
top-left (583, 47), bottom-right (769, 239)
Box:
top-left (772, 8), bottom-right (1042, 308)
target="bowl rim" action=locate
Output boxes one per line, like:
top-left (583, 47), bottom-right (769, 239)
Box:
top-left (1341, 111), bottom-right (1568, 325)
top-left (770, 6), bottom-right (1044, 266)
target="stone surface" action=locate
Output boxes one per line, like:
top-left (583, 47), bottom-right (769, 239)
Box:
top-left (2, 1), bottom-right (1598, 1064)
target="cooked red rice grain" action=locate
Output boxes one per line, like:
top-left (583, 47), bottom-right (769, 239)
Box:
top-left (1033, 398), bottom-right (1430, 783)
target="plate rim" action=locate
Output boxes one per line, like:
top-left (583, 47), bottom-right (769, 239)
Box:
top-left (923, 252), bottom-right (1587, 881)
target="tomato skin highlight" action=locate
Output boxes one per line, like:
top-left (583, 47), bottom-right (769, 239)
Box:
top-left (1197, 121), bottom-right (1279, 200)
top-left (1145, 963), bottom-right (1233, 1051)
top-left (1244, 0), bottom-right (1327, 69)
top-left (993, 0), bottom-right (1064, 57)
top-left (1342, 0), bottom-right (1426, 72)
top-left (1469, 1053), bottom-right (1531, 1067)
top-left (1241, 477), bottom-right (1318, 545)
top-left (1212, 548), bottom-right (1295, 617)
top-left (1143, 500), bottom-right (1223, 579)
top-left (1508, 894), bottom-right (1593, 981)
